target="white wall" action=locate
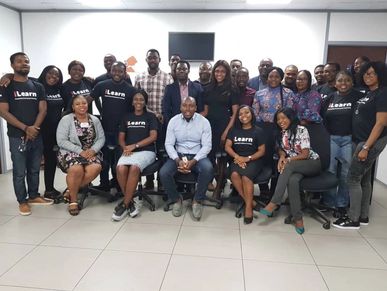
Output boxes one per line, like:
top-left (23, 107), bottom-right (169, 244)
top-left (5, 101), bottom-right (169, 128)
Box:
top-left (1, 10), bottom-right (386, 184)
top-left (329, 13), bottom-right (387, 42)
top-left (0, 5), bottom-right (22, 172)
top-left (21, 12), bottom-right (327, 81)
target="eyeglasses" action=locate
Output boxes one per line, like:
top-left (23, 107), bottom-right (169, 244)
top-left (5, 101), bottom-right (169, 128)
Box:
top-left (364, 71), bottom-right (377, 77)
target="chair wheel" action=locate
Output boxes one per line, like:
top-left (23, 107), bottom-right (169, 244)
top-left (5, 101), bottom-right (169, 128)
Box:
top-left (284, 215), bottom-right (292, 224)
top-left (235, 212), bottom-right (242, 218)
top-left (150, 206), bottom-right (156, 212)
top-left (163, 204), bottom-right (170, 212)
top-left (323, 222), bottom-right (330, 229)
top-left (215, 202), bottom-right (222, 209)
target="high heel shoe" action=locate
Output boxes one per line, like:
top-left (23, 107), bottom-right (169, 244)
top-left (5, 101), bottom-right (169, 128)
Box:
top-left (259, 208), bottom-right (273, 217)
top-left (295, 226), bottom-right (305, 235)
top-left (244, 216), bottom-right (253, 224)
top-left (295, 220), bottom-right (305, 234)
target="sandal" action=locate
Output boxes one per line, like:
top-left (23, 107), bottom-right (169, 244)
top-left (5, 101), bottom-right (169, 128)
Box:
top-left (68, 202), bottom-right (79, 216)
top-left (63, 189), bottom-right (70, 204)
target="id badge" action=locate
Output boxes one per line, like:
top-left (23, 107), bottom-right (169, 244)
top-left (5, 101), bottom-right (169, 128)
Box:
top-left (80, 122), bottom-right (90, 128)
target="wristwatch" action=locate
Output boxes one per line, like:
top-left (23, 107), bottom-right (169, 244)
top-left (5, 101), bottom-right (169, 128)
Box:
top-left (248, 156), bottom-right (252, 161)
top-left (135, 144), bottom-right (140, 149)
top-left (362, 144), bottom-right (369, 151)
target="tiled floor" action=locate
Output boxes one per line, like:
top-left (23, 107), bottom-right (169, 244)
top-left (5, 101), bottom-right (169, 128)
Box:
top-left (0, 171), bottom-right (387, 291)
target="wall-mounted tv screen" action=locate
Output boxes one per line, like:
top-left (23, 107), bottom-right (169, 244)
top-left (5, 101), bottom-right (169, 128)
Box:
top-left (169, 32), bottom-right (215, 62)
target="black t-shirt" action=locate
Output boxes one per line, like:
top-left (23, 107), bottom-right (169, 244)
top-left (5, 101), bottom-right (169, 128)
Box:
top-left (317, 84), bottom-right (337, 101)
top-left (322, 89), bottom-right (364, 136)
top-left (227, 126), bottom-right (265, 156)
top-left (43, 86), bottom-right (64, 127)
top-left (0, 79), bottom-right (46, 137)
top-left (93, 73), bottom-right (132, 88)
top-left (352, 87), bottom-right (387, 143)
top-left (119, 111), bottom-right (158, 152)
top-left (91, 79), bottom-right (136, 133)
top-left (204, 85), bottom-right (239, 121)
top-left (61, 79), bottom-right (93, 111)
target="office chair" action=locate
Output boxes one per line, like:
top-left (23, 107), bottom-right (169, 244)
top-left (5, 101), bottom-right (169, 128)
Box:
top-left (284, 123), bottom-right (340, 230)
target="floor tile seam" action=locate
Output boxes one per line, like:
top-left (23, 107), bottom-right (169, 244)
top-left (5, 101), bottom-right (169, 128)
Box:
top-left (0, 243), bottom-right (40, 279)
top-left (37, 243), bottom-right (105, 251)
top-left (170, 252), bottom-right (243, 261)
top-left (35, 217), bottom-right (74, 246)
top-left (373, 199), bottom-right (387, 209)
top-left (316, 263), bottom-right (387, 271)
top-left (361, 233), bottom-right (387, 265)
top-left (158, 212), bottom-right (185, 291)
top-left (242, 257), bottom-right (317, 266)
top-left (70, 214), bottom-right (129, 291)
top-left (0, 283), bottom-right (66, 291)
top-left (0, 241), bottom-right (37, 247)
top-left (302, 234), bottom-right (331, 291)
top-left (238, 220), bottom-right (247, 291)
top-left (0, 215), bottom-right (17, 225)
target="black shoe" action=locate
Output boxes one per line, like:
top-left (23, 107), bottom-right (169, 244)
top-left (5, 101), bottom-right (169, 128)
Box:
top-left (144, 180), bottom-right (154, 190)
top-left (333, 216), bottom-right (360, 230)
top-left (359, 217), bottom-right (369, 226)
top-left (112, 201), bottom-right (129, 221)
top-left (333, 207), bottom-right (348, 218)
top-left (244, 216), bottom-right (253, 224)
top-left (44, 189), bottom-right (61, 200)
top-left (128, 201), bottom-right (140, 218)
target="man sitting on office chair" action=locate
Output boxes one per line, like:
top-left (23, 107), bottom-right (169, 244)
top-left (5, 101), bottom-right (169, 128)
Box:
top-left (159, 96), bottom-right (213, 220)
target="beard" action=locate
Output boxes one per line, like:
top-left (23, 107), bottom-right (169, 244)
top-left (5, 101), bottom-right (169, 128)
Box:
top-left (15, 69), bottom-right (29, 77)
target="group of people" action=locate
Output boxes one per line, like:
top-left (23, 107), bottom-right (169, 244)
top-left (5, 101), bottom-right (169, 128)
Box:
top-left (0, 50), bottom-right (386, 234)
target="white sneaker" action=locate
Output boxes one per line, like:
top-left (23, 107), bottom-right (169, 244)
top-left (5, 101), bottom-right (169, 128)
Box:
top-left (129, 199), bottom-right (141, 218)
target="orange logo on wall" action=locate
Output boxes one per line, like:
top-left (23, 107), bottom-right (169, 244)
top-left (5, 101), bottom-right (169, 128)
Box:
top-left (125, 56), bottom-right (137, 73)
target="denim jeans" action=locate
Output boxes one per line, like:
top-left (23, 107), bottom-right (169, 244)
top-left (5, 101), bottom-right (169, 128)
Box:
top-left (323, 135), bottom-right (353, 208)
top-left (347, 135), bottom-right (387, 221)
top-left (159, 156), bottom-right (214, 202)
top-left (9, 135), bottom-right (43, 204)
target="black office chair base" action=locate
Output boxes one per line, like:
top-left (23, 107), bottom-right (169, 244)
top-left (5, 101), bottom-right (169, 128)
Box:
top-left (88, 186), bottom-right (122, 203)
top-left (284, 205), bottom-right (331, 230)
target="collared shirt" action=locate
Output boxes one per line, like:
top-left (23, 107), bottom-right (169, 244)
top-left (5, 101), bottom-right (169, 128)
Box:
top-left (135, 69), bottom-right (173, 115)
top-left (247, 75), bottom-right (268, 91)
top-left (179, 80), bottom-right (189, 102)
top-left (281, 125), bottom-right (319, 160)
top-left (165, 112), bottom-right (212, 161)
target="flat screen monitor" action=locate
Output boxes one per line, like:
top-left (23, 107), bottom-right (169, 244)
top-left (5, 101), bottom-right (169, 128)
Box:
top-left (169, 32), bottom-right (215, 62)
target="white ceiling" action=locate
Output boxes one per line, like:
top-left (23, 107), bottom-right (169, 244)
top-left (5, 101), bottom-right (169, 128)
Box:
top-left (1, 0), bottom-right (387, 11)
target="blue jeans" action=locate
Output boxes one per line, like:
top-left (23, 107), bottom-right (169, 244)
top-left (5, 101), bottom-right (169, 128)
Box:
top-left (159, 156), bottom-right (214, 202)
top-left (9, 136), bottom-right (43, 204)
top-left (324, 135), bottom-right (353, 208)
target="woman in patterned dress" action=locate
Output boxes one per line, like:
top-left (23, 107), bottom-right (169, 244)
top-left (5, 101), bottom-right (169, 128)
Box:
top-left (56, 95), bottom-right (105, 215)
